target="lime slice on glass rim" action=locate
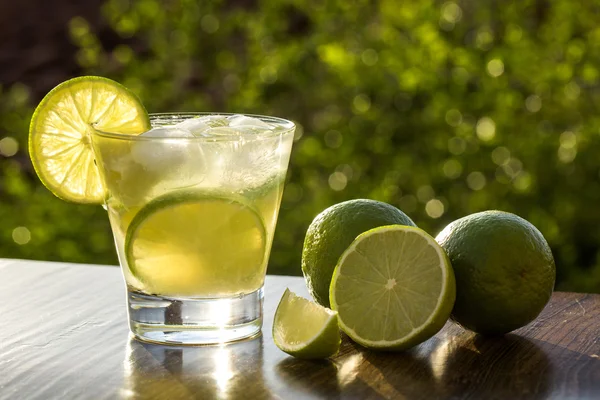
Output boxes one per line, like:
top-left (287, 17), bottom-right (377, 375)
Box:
top-left (124, 191), bottom-right (268, 297)
top-left (273, 288), bottom-right (341, 359)
top-left (28, 76), bottom-right (151, 203)
top-left (330, 225), bottom-right (456, 351)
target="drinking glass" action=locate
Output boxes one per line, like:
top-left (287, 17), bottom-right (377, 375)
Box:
top-left (91, 113), bottom-right (295, 345)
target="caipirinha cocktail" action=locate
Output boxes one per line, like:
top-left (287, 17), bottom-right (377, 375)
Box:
top-left (29, 76), bottom-right (295, 344)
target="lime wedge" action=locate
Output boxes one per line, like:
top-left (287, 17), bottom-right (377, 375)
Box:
top-left (330, 225), bottom-right (455, 351)
top-left (29, 76), bottom-right (151, 203)
top-left (125, 192), bottom-right (267, 297)
top-left (273, 288), bottom-right (341, 359)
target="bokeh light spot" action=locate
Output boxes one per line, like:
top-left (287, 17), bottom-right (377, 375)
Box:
top-left (491, 146), bottom-right (511, 165)
top-left (113, 45), bottom-right (133, 65)
top-left (525, 95), bottom-right (542, 112)
top-left (504, 158), bottom-right (523, 178)
top-left (558, 131), bottom-right (577, 163)
top-left (558, 146), bottom-right (577, 163)
top-left (452, 67), bottom-right (469, 85)
top-left (513, 172), bottom-right (532, 192)
top-left (560, 131), bottom-right (577, 148)
top-left (441, 2), bottom-right (462, 23)
top-left (487, 59), bottom-right (504, 77)
top-left (467, 172), bottom-right (486, 190)
top-left (425, 199), bottom-right (445, 219)
top-left (361, 49), bottom-right (379, 66)
top-left (442, 159), bottom-right (463, 179)
top-left (476, 27), bottom-right (494, 50)
top-left (445, 109), bottom-right (462, 127)
top-left (448, 136), bottom-right (466, 155)
top-left (328, 172), bottom-right (348, 191)
top-left (353, 94), bottom-right (371, 114)
top-left (201, 14), bottom-right (219, 33)
top-left (505, 24), bottom-right (523, 43)
top-left (564, 81), bottom-right (581, 100)
top-left (12, 227), bottom-right (31, 245)
top-left (0, 137), bottom-right (19, 157)
top-left (476, 117), bottom-right (496, 141)
top-left (260, 66), bottom-right (278, 84)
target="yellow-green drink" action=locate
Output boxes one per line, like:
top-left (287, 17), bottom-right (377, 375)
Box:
top-left (92, 113), bottom-right (295, 344)
top-left (106, 177), bottom-right (284, 297)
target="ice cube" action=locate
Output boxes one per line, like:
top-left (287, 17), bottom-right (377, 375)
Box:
top-left (172, 116), bottom-right (231, 136)
top-left (204, 126), bottom-right (243, 138)
top-left (227, 114), bottom-right (274, 130)
top-left (130, 127), bottom-right (207, 190)
top-left (212, 131), bottom-right (283, 191)
top-left (174, 118), bottom-right (211, 137)
top-left (202, 115), bottom-right (229, 127)
top-left (140, 127), bottom-right (194, 138)
top-left (131, 140), bottom-right (181, 172)
top-left (131, 127), bottom-right (198, 173)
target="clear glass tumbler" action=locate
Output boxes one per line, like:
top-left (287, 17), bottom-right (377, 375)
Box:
top-left (91, 113), bottom-right (295, 345)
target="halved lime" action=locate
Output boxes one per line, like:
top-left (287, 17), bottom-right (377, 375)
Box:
top-left (302, 199), bottom-right (416, 307)
top-left (125, 192), bottom-right (267, 297)
top-left (330, 225), bottom-right (455, 351)
top-left (29, 76), bottom-right (151, 203)
top-left (273, 288), bottom-right (341, 359)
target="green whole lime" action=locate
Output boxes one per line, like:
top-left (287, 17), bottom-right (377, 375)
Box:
top-left (435, 210), bottom-right (556, 335)
top-left (302, 199), bottom-right (416, 307)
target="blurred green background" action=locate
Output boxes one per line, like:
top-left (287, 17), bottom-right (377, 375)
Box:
top-left (2, 0), bottom-right (600, 292)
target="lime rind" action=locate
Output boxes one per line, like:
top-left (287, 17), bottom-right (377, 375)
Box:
top-left (435, 210), bottom-right (555, 335)
top-left (273, 288), bottom-right (341, 359)
top-left (330, 225), bottom-right (456, 351)
top-left (29, 76), bottom-right (150, 204)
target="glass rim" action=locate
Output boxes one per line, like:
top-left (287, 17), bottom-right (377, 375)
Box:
top-left (91, 112), bottom-right (296, 142)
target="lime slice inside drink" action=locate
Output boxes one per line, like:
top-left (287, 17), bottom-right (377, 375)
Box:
top-left (125, 192), bottom-right (267, 297)
top-left (330, 225), bottom-right (456, 351)
top-left (28, 76), bottom-right (151, 203)
top-left (273, 288), bottom-right (341, 359)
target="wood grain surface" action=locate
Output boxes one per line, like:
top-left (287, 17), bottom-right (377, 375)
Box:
top-left (0, 259), bottom-right (598, 399)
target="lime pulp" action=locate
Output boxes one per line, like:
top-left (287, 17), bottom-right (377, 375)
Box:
top-left (124, 191), bottom-right (268, 297)
top-left (273, 288), bottom-right (341, 359)
top-left (330, 225), bottom-right (456, 351)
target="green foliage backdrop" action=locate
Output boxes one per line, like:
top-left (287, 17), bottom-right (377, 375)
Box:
top-left (2, 0), bottom-right (600, 292)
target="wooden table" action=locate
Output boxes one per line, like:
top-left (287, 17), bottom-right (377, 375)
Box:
top-left (0, 259), bottom-right (598, 399)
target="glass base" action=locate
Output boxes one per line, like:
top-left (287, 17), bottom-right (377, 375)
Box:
top-left (127, 287), bottom-right (263, 345)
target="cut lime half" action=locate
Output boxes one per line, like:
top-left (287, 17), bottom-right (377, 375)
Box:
top-left (273, 288), bottom-right (341, 359)
top-left (29, 76), bottom-right (151, 203)
top-left (330, 225), bottom-right (455, 351)
top-left (125, 191), bottom-right (267, 297)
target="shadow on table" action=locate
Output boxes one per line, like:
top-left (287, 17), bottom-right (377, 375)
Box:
top-left (332, 331), bottom-right (552, 400)
top-left (275, 357), bottom-right (340, 399)
top-left (121, 335), bottom-right (269, 399)
top-left (275, 335), bottom-right (435, 399)
top-left (346, 345), bottom-right (435, 399)
top-left (429, 332), bottom-right (553, 399)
